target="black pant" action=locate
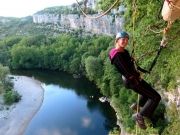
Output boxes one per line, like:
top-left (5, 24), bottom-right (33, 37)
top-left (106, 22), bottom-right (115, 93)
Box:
top-left (129, 79), bottom-right (161, 118)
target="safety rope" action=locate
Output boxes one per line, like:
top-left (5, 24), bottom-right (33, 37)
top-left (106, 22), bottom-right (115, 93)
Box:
top-left (133, 20), bottom-right (173, 74)
top-left (130, 0), bottom-right (141, 134)
top-left (135, 94), bottom-right (140, 135)
top-left (75, 0), bottom-right (120, 19)
top-left (147, 0), bottom-right (179, 34)
top-left (147, 25), bottom-right (162, 34)
top-left (145, 16), bottom-right (173, 73)
top-left (134, 25), bottom-right (170, 74)
top-left (130, 1), bottom-right (174, 134)
top-left (147, 21), bottom-right (174, 72)
top-left (131, 0), bottom-right (138, 58)
top-left (141, 21), bottom-right (171, 73)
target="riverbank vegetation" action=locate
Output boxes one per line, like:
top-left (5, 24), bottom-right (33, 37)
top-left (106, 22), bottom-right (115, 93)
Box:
top-left (0, 64), bottom-right (21, 105)
top-left (0, 27), bottom-right (179, 133)
top-left (0, 0), bottom-right (179, 134)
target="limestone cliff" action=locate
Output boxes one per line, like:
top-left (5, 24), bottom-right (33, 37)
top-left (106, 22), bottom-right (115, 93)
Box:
top-left (33, 13), bottom-right (124, 35)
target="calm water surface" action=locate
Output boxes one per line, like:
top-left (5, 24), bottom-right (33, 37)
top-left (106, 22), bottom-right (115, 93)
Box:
top-left (12, 70), bottom-right (118, 135)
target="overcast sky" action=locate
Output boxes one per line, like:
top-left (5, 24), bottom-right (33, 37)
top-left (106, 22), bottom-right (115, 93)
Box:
top-left (0, 0), bottom-right (76, 17)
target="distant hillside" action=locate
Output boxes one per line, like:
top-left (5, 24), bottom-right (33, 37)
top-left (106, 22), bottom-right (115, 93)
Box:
top-left (0, 15), bottom-right (70, 39)
top-left (0, 16), bottom-right (34, 39)
top-left (0, 5), bottom-right (125, 38)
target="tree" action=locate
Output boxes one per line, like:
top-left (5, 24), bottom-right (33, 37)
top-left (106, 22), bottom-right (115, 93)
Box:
top-left (98, 0), bottom-right (120, 11)
top-left (84, 56), bottom-right (103, 81)
top-left (69, 57), bottom-right (81, 74)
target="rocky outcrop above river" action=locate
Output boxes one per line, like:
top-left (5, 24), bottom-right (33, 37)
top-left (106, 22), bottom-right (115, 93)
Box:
top-left (33, 13), bottom-right (124, 35)
top-left (163, 80), bottom-right (180, 108)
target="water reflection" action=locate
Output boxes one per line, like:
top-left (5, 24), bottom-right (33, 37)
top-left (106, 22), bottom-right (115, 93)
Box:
top-left (12, 69), bottom-right (117, 135)
top-left (11, 69), bottom-right (100, 98)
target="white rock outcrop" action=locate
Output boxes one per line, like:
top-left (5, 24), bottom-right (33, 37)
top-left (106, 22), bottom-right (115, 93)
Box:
top-left (33, 13), bottom-right (124, 35)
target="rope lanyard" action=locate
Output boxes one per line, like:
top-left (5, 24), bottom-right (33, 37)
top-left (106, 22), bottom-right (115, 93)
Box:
top-left (132, 23), bottom-right (173, 74)
top-left (133, 0), bottom-right (175, 73)
top-left (75, 0), bottom-right (120, 19)
top-left (143, 19), bottom-right (174, 74)
top-left (148, 21), bottom-right (173, 69)
top-left (134, 32), bottom-right (168, 74)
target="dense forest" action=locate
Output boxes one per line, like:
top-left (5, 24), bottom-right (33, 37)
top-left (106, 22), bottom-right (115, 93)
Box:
top-left (0, 0), bottom-right (179, 135)
top-left (36, 5), bottom-right (97, 15)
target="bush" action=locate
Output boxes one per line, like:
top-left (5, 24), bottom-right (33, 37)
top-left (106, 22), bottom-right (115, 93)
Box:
top-left (3, 90), bottom-right (21, 105)
top-left (108, 127), bottom-right (120, 135)
top-left (4, 79), bottom-right (14, 90)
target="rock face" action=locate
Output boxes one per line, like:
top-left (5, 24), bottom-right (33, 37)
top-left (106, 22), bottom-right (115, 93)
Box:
top-left (163, 80), bottom-right (180, 109)
top-left (33, 13), bottom-right (124, 35)
top-left (33, 14), bottom-right (60, 24)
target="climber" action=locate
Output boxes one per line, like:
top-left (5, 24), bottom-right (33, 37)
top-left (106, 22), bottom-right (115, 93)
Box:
top-left (109, 31), bottom-right (161, 129)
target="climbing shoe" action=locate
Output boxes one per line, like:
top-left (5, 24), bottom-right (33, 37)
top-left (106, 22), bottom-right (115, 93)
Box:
top-left (132, 113), bottom-right (147, 130)
top-left (130, 103), bottom-right (140, 112)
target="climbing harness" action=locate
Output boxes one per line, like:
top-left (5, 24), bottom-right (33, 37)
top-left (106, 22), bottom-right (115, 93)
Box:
top-left (75, 0), bottom-right (120, 19)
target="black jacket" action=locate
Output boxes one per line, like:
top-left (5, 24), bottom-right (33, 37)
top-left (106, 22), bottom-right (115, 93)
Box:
top-left (109, 48), bottom-right (140, 78)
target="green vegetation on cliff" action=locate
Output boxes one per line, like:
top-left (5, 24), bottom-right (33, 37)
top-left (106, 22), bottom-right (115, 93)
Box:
top-left (0, 0), bottom-right (179, 134)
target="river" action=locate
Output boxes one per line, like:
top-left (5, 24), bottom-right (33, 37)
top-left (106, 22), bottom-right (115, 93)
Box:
top-left (12, 69), bottom-right (118, 135)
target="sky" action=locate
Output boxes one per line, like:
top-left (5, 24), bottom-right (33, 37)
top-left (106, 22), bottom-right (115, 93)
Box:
top-left (0, 0), bottom-right (76, 18)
